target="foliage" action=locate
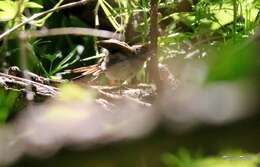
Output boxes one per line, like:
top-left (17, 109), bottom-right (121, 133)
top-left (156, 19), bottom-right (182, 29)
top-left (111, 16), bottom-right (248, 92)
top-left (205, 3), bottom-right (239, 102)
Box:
top-left (207, 36), bottom-right (258, 81)
top-left (42, 46), bottom-right (79, 77)
top-left (0, 0), bottom-right (43, 27)
top-left (159, 0), bottom-right (260, 61)
top-left (0, 0), bottom-right (258, 121)
top-left (0, 89), bottom-right (17, 123)
top-left (162, 149), bottom-right (260, 167)
top-left (0, 1), bottom-right (259, 166)
top-left (0, 0), bottom-right (43, 21)
top-left (0, 0), bottom-right (259, 120)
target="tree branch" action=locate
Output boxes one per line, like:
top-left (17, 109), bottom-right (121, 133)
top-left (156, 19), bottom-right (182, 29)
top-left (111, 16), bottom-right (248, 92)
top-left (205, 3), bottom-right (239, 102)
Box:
top-left (20, 27), bottom-right (123, 40)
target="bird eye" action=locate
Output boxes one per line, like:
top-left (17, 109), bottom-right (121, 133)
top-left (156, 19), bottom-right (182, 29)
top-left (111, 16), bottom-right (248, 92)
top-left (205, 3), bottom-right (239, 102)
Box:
top-left (135, 48), bottom-right (141, 53)
top-left (133, 46), bottom-right (143, 54)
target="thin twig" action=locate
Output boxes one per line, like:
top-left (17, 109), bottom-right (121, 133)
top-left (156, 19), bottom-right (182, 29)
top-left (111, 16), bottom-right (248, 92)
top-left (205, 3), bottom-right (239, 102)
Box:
top-left (21, 27), bottom-right (123, 40)
top-left (0, 0), bottom-right (90, 41)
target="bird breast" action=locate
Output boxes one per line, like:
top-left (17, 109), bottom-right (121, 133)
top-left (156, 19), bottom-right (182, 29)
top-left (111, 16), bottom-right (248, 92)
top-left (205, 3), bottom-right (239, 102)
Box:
top-left (104, 56), bottom-right (144, 81)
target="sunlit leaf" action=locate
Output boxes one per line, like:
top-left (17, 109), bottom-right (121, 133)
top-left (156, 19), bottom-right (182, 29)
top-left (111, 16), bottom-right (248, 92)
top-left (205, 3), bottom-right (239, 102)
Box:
top-left (0, 11), bottom-right (14, 21)
top-left (0, 0), bottom-right (17, 21)
top-left (99, 0), bottom-right (122, 31)
top-left (24, 1), bottom-right (43, 9)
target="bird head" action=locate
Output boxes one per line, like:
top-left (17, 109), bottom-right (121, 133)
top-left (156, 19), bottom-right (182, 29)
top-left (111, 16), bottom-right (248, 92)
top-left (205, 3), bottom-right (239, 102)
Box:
top-left (132, 44), bottom-right (149, 55)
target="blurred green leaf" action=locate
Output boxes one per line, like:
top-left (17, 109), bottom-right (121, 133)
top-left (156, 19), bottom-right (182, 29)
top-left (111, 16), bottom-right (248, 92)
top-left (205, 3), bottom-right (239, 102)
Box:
top-left (207, 37), bottom-right (257, 81)
top-left (58, 83), bottom-right (96, 102)
top-left (162, 149), bottom-right (202, 167)
top-left (162, 149), bottom-right (260, 167)
top-left (0, 89), bottom-right (18, 123)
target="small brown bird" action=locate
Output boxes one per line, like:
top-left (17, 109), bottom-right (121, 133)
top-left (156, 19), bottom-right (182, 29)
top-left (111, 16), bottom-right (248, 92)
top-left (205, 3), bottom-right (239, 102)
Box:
top-left (66, 39), bottom-right (149, 82)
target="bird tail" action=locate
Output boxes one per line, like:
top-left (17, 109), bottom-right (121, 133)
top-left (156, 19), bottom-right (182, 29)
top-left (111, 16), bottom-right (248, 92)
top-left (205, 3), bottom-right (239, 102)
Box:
top-left (64, 64), bottom-right (102, 80)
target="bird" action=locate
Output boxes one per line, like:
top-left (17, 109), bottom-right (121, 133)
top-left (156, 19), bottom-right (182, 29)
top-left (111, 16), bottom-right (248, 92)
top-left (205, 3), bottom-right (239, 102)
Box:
top-left (65, 39), bottom-right (149, 83)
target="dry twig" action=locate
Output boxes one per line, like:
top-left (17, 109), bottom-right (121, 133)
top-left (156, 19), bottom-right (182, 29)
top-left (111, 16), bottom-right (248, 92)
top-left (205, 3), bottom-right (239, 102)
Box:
top-left (0, 72), bottom-right (58, 97)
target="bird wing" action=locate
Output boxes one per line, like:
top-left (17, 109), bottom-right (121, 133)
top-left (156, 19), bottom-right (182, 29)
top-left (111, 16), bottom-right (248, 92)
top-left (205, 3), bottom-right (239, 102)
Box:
top-left (64, 64), bottom-right (103, 80)
top-left (98, 39), bottom-right (135, 55)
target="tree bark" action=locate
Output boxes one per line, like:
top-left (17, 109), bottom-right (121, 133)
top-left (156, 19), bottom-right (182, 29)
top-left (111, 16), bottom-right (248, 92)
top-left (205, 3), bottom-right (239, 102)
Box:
top-left (147, 0), bottom-right (162, 93)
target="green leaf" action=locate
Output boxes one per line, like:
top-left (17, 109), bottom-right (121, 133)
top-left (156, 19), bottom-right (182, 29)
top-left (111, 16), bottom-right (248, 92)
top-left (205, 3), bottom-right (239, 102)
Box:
top-left (0, 108), bottom-right (9, 123)
top-left (45, 53), bottom-right (58, 63)
top-left (31, 0), bottom-right (64, 27)
top-left (0, 0), bottom-right (42, 22)
top-left (58, 48), bottom-right (77, 69)
top-left (0, 11), bottom-right (14, 21)
top-left (0, 0), bottom-right (17, 21)
top-left (0, 89), bottom-right (17, 123)
top-left (24, 1), bottom-right (43, 9)
top-left (211, 7), bottom-right (233, 30)
top-left (50, 47), bottom-right (78, 75)
top-left (99, 0), bottom-right (122, 31)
